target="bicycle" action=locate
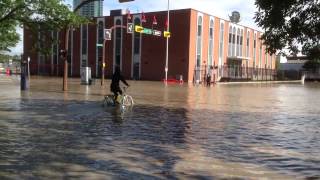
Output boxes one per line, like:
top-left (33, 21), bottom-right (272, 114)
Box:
top-left (103, 86), bottom-right (134, 109)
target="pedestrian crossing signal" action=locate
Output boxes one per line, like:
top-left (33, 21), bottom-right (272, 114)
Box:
top-left (164, 31), bottom-right (171, 38)
top-left (127, 23), bottom-right (133, 34)
top-left (104, 29), bottom-right (112, 40)
top-left (135, 25), bottom-right (144, 33)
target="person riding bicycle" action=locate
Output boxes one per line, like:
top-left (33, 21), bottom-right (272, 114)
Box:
top-left (110, 66), bottom-right (129, 104)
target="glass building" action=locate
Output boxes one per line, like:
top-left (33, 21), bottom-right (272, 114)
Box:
top-left (73, 0), bottom-right (103, 17)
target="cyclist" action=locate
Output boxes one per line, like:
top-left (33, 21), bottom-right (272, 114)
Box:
top-left (110, 66), bottom-right (129, 104)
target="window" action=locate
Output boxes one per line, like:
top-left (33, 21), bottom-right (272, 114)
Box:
top-left (236, 28), bottom-right (240, 56)
top-left (240, 29), bottom-right (243, 57)
top-left (246, 31), bottom-right (250, 57)
top-left (97, 21), bottom-right (104, 65)
top-left (219, 22), bottom-right (224, 64)
top-left (253, 33), bottom-right (257, 67)
top-left (134, 18), bottom-right (141, 54)
top-left (196, 15), bottom-right (203, 67)
top-left (81, 25), bottom-right (88, 67)
top-left (115, 19), bottom-right (122, 67)
top-left (259, 41), bottom-right (262, 68)
top-left (228, 26), bottom-right (232, 56)
top-left (266, 52), bottom-right (268, 68)
top-left (232, 27), bottom-right (236, 56)
top-left (208, 19), bottom-right (214, 66)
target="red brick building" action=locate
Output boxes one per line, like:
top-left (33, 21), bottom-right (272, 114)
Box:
top-left (24, 8), bottom-right (276, 83)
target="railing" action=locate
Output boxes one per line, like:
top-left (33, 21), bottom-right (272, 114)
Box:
top-left (194, 65), bottom-right (277, 83)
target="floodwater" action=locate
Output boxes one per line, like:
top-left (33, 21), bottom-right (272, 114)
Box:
top-left (0, 75), bottom-right (320, 180)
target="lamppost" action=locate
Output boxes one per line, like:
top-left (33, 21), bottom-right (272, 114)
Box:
top-left (165, 0), bottom-right (170, 82)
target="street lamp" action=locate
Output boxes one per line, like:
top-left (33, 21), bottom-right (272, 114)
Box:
top-left (165, 0), bottom-right (170, 82)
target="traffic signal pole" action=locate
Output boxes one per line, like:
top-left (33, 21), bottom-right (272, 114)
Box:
top-left (101, 39), bottom-right (106, 86)
top-left (165, 0), bottom-right (170, 82)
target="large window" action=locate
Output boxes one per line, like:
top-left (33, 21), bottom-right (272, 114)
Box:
top-left (228, 26), bottom-right (232, 56)
top-left (115, 19), bottom-right (122, 68)
top-left (208, 19), bottom-right (214, 66)
top-left (219, 22), bottom-right (224, 64)
top-left (253, 33), bottom-right (257, 67)
top-left (246, 30), bottom-right (250, 57)
top-left (240, 29), bottom-right (243, 57)
top-left (196, 15), bottom-right (203, 67)
top-left (97, 21), bottom-right (104, 65)
top-left (259, 42), bottom-right (262, 68)
top-left (81, 25), bottom-right (88, 67)
top-left (134, 18), bottom-right (141, 54)
top-left (232, 27), bottom-right (236, 56)
top-left (236, 28), bottom-right (240, 56)
top-left (266, 53), bottom-right (269, 68)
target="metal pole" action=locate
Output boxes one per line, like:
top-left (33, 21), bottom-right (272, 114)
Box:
top-left (27, 56), bottom-right (30, 83)
top-left (63, 28), bottom-right (70, 91)
top-left (165, 0), bottom-right (170, 81)
top-left (101, 39), bottom-right (106, 86)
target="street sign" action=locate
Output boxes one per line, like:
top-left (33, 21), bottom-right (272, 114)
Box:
top-left (127, 23), bottom-right (133, 34)
top-left (143, 28), bottom-right (152, 35)
top-left (164, 31), bottom-right (171, 38)
top-left (104, 29), bottom-right (112, 40)
top-left (135, 25), bottom-right (144, 33)
top-left (153, 30), bottom-right (161, 37)
top-left (96, 44), bottom-right (103, 47)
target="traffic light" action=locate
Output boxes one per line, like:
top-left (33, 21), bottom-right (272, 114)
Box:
top-left (164, 31), bottom-right (171, 38)
top-left (135, 25), bottom-right (144, 33)
top-left (104, 29), bottom-right (112, 40)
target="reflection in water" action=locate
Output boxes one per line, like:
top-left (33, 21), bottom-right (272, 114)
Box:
top-left (0, 76), bottom-right (320, 179)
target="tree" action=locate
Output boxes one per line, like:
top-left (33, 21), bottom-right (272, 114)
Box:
top-left (0, 0), bottom-right (87, 54)
top-left (254, 0), bottom-right (320, 59)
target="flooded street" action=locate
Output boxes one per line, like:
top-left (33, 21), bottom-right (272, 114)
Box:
top-left (0, 75), bottom-right (320, 179)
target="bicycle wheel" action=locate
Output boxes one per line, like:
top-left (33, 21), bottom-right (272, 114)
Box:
top-left (103, 95), bottom-right (114, 107)
top-left (122, 95), bottom-right (133, 107)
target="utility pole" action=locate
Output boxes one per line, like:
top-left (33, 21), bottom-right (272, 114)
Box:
top-left (165, 0), bottom-right (170, 81)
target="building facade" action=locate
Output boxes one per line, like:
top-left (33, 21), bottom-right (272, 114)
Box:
top-left (24, 9), bottom-right (276, 83)
top-left (73, 0), bottom-right (103, 17)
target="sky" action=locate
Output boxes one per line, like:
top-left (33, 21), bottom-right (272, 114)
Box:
top-left (9, 0), bottom-right (259, 55)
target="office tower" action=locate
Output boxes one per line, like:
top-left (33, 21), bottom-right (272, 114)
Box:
top-left (73, 0), bottom-right (103, 17)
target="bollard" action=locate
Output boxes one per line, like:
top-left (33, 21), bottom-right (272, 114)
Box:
top-left (20, 61), bottom-right (29, 90)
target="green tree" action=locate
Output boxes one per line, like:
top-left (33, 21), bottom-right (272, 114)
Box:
top-left (254, 0), bottom-right (320, 59)
top-left (0, 0), bottom-right (87, 54)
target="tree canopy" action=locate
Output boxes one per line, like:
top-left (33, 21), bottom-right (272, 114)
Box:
top-left (0, 0), bottom-right (87, 54)
top-left (254, 0), bottom-right (320, 59)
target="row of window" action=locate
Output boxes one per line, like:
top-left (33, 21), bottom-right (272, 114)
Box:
top-left (196, 14), bottom-right (273, 68)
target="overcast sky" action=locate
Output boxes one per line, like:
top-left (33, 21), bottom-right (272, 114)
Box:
top-left (10, 0), bottom-right (259, 55)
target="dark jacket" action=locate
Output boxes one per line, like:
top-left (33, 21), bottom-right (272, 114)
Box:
top-left (110, 68), bottom-right (128, 92)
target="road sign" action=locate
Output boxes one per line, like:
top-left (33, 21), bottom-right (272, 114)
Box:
top-left (164, 31), bottom-right (171, 38)
top-left (143, 28), bottom-right (152, 35)
top-left (104, 29), bottom-right (112, 40)
top-left (127, 23), bottom-right (133, 34)
top-left (153, 30), bottom-right (161, 37)
top-left (135, 25), bottom-right (144, 33)
top-left (96, 44), bottom-right (103, 47)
